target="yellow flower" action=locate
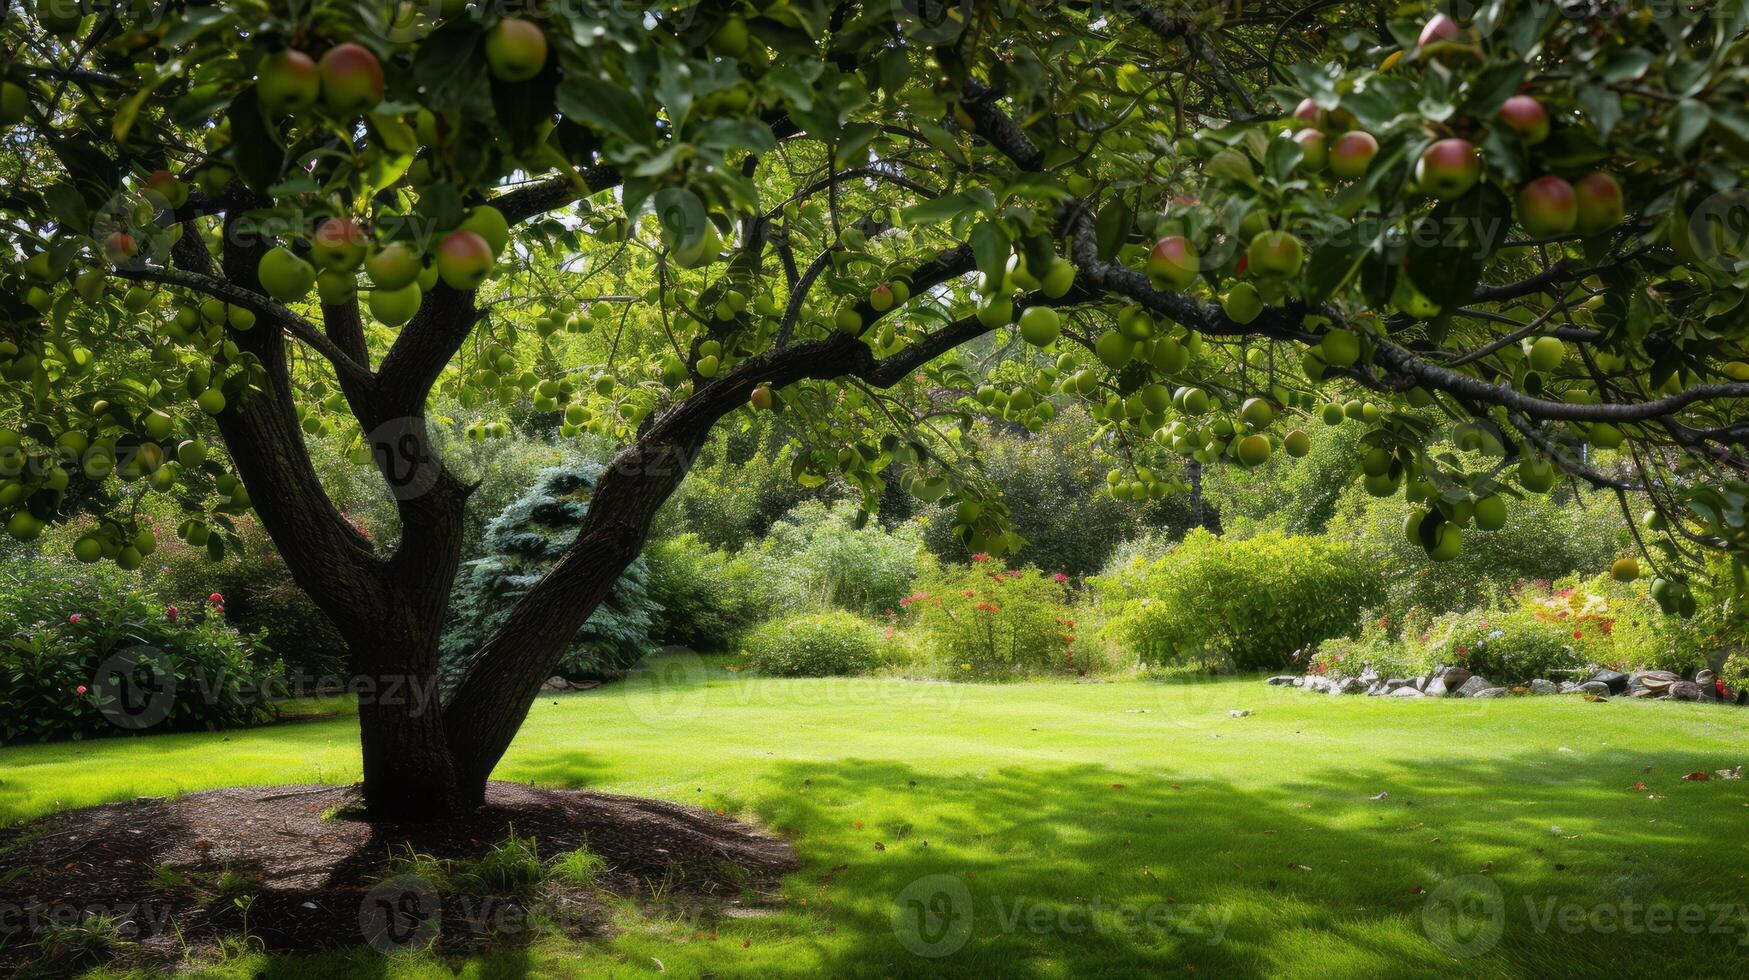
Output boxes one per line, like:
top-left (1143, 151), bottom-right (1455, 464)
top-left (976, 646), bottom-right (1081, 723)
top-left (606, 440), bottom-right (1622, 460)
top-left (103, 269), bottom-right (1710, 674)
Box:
top-left (960, 663), bottom-right (971, 671)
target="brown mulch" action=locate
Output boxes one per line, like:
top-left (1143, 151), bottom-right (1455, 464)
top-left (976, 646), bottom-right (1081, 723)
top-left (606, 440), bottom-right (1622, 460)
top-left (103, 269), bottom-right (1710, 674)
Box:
top-left (0, 782), bottom-right (797, 974)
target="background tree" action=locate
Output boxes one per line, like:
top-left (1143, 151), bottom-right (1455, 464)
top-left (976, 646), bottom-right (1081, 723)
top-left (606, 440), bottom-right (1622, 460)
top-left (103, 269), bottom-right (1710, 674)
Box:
top-left (2, 0), bottom-right (1747, 817)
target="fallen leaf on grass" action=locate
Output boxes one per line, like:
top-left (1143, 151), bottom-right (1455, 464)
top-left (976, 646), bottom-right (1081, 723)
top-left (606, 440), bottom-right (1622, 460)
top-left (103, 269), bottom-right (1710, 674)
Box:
top-left (1631, 781), bottom-right (1647, 791)
top-left (1112, 783), bottom-right (1126, 790)
top-left (1368, 792), bottom-right (1389, 801)
top-left (1717, 766), bottom-right (1743, 780)
top-left (1409, 885), bottom-right (1424, 894)
top-left (1682, 771), bottom-right (1711, 781)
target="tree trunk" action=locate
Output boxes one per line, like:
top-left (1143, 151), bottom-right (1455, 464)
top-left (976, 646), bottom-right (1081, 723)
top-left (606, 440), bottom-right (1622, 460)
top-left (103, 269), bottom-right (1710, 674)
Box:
top-left (356, 678), bottom-right (466, 819)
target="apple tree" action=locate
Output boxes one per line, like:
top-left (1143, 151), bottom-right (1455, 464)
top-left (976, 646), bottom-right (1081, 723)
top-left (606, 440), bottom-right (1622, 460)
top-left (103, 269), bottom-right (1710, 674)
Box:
top-left (2, 0), bottom-right (1747, 817)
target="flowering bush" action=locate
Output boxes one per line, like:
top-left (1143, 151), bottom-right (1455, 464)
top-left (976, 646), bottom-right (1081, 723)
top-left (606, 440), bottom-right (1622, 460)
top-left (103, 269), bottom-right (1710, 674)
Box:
top-left (149, 516), bottom-right (345, 676)
top-left (900, 557), bottom-right (1078, 678)
top-left (743, 610), bottom-right (880, 676)
top-left (0, 557), bottom-right (279, 743)
top-left (1308, 573), bottom-right (1716, 683)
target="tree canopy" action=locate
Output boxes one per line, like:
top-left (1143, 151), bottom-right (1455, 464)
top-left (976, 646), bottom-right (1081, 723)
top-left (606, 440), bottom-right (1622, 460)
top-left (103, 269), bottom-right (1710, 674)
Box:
top-left (4, 0), bottom-right (1749, 811)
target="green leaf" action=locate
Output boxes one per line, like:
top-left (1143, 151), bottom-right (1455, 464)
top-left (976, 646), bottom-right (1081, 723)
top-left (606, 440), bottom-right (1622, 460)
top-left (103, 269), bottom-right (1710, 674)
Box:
top-left (1404, 184), bottom-right (1511, 312)
top-left (1671, 100), bottom-right (1711, 154)
top-left (1095, 199), bottom-right (1133, 263)
top-left (970, 221), bottom-right (1010, 284)
top-left (899, 192), bottom-right (977, 228)
top-left (1204, 149), bottom-right (1257, 189)
top-left (226, 89), bottom-right (282, 192)
top-left (1576, 86), bottom-right (1622, 140)
top-left (557, 77), bottom-right (657, 145)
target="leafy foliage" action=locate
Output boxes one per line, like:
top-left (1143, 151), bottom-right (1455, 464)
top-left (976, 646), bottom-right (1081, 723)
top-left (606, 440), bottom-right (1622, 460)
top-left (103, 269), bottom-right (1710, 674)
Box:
top-left (148, 517), bottom-right (345, 676)
top-left (900, 558), bottom-right (1078, 678)
top-left (441, 465), bottom-right (659, 683)
top-left (1097, 529), bottom-right (1382, 671)
top-left (0, 557), bottom-right (277, 742)
top-left (755, 500), bottom-right (923, 616)
top-left (644, 532), bottom-right (769, 650)
top-left (742, 610), bottom-right (880, 677)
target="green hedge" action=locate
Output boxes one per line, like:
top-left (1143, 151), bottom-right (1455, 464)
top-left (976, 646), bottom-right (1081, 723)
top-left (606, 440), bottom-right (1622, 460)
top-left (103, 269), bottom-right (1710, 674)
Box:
top-left (644, 533), bottom-right (769, 649)
top-left (743, 610), bottom-right (880, 676)
top-left (1097, 529), bottom-right (1382, 671)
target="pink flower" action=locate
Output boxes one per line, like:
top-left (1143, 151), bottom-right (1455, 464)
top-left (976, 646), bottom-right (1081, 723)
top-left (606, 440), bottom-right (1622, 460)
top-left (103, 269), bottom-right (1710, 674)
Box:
top-left (68, 614), bottom-right (81, 625)
top-left (75, 685), bottom-right (87, 696)
top-left (208, 593), bottom-right (224, 604)
top-left (883, 627), bottom-right (895, 639)
top-left (1573, 630), bottom-right (1583, 639)
top-left (970, 553), bottom-right (990, 563)
top-left (1052, 572), bottom-right (1069, 584)
top-left (166, 605), bottom-right (179, 622)
top-left (962, 589), bottom-right (975, 597)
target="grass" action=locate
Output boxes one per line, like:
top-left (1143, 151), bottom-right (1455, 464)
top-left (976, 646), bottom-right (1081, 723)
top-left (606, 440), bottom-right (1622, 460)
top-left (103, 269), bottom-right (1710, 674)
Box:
top-left (5, 655), bottom-right (1748, 977)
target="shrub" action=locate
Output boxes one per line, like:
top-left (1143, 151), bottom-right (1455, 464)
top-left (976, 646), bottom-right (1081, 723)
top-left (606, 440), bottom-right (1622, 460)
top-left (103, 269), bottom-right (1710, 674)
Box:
top-left (1325, 483), bottom-right (1627, 622)
top-left (1722, 653), bottom-right (1749, 699)
top-left (1312, 574), bottom-right (1720, 683)
top-left (901, 557), bottom-right (1078, 678)
top-left (644, 534), bottom-right (769, 649)
top-left (915, 408), bottom-right (1189, 575)
top-left (657, 419), bottom-right (837, 550)
top-left (442, 464), bottom-right (660, 685)
top-left (1203, 422), bottom-right (1367, 537)
top-left (1097, 529), bottom-right (1382, 671)
top-left (756, 500), bottom-right (923, 616)
top-left (148, 517), bottom-right (346, 677)
top-left (0, 558), bottom-right (279, 743)
top-left (743, 610), bottom-right (880, 676)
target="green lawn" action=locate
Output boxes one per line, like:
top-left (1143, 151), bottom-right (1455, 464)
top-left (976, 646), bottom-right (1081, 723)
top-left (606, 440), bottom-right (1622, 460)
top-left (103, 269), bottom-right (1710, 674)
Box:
top-left (5, 657), bottom-right (1748, 978)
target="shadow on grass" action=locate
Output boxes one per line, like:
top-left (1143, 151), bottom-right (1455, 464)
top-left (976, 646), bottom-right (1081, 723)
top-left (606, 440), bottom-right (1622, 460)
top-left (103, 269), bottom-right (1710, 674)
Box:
top-left (719, 749), bottom-right (1749, 978)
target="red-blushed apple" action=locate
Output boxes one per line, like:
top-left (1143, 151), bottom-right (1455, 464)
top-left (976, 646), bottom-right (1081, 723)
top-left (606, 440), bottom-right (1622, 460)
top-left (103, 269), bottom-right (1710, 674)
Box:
top-left (256, 49), bottom-right (319, 114)
top-left (364, 241), bottom-right (423, 290)
top-left (484, 18), bottom-right (548, 82)
top-left (437, 230), bottom-right (494, 290)
top-left (1415, 138), bottom-right (1481, 199)
top-left (318, 43), bottom-right (384, 115)
top-left (1329, 130), bottom-right (1378, 179)
top-left (1293, 128), bottom-right (1327, 171)
top-left (143, 169), bottom-right (187, 208)
top-left (1146, 235), bottom-right (1200, 289)
top-left (1418, 12), bottom-right (1460, 49)
top-left (1573, 172), bottom-right (1624, 236)
top-left (104, 232), bottom-right (137, 262)
top-left (1246, 230), bottom-right (1304, 278)
top-left (1497, 95), bottom-right (1549, 145)
top-left (1516, 175), bottom-right (1577, 238)
top-left (749, 385), bottom-right (774, 410)
top-left (310, 217), bottom-right (367, 271)
top-left (1291, 97), bottom-right (1322, 129)
top-left (869, 284), bottom-right (894, 311)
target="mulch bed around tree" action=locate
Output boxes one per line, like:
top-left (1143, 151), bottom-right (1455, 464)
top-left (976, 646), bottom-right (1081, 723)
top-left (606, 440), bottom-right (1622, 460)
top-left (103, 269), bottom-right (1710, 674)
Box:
top-left (0, 782), bottom-right (797, 974)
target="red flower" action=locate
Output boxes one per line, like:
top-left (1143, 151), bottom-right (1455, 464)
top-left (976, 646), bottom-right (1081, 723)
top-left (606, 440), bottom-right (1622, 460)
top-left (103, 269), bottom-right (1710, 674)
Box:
top-left (166, 605), bottom-right (179, 622)
top-left (973, 602), bottom-right (1001, 614)
top-left (1061, 634), bottom-right (1076, 644)
top-left (883, 626), bottom-right (895, 639)
top-left (75, 685), bottom-right (87, 696)
top-left (208, 592), bottom-right (224, 604)
top-left (1052, 572), bottom-right (1069, 584)
top-left (68, 614), bottom-right (81, 625)
top-left (970, 553), bottom-right (990, 563)
top-left (1573, 630), bottom-right (1583, 639)
top-left (962, 589), bottom-right (975, 597)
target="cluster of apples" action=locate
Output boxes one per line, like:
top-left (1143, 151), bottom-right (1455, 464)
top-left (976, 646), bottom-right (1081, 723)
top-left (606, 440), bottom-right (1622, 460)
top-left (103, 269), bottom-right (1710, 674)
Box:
top-left (254, 206), bottom-right (507, 322)
top-left (1416, 15), bottom-right (1624, 237)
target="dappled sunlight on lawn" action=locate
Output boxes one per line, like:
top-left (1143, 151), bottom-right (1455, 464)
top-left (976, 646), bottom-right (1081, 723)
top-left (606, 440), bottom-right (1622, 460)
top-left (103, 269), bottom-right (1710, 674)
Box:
top-left (4, 663), bottom-right (1746, 976)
